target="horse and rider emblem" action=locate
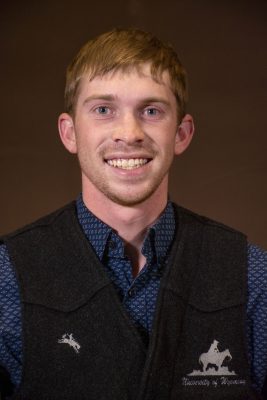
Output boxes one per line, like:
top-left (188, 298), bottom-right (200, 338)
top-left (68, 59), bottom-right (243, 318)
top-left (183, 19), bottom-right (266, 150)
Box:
top-left (58, 333), bottom-right (81, 353)
top-left (188, 340), bottom-right (236, 376)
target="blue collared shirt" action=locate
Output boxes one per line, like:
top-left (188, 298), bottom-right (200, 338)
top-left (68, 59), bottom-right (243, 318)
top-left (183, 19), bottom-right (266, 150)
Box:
top-left (76, 195), bottom-right (175, 341)
top-left (0, 197), bottom-right (267, 394)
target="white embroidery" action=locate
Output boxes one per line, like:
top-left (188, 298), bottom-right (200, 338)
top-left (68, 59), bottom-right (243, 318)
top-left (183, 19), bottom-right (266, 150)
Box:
top-left (188, 340), bottom-right (236, 376)
top-left (58, 333), bottom-right (81, 353)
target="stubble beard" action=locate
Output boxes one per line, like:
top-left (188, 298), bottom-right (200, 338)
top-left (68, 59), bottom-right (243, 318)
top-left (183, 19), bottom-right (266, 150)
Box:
top-left (85, 171), bottom-right (167, 207)
top-left (79, 142), bottom-right (171, 207)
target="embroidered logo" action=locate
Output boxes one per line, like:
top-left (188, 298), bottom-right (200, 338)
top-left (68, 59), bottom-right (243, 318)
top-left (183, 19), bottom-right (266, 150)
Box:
top-left (58, 333), bottom-right (81, 353)
top-left (188, 340), bottom-right (236, 376)
top-left (182, 340), bottom-right (247, 389)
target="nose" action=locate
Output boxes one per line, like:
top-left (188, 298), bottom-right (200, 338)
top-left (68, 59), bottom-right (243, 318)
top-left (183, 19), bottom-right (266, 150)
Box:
top-left (111, 113), bottom-right (144, 144)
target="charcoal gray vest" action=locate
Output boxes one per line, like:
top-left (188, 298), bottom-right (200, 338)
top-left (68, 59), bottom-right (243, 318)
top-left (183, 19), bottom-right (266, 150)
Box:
top-left (3, 202), bottom-right (262, 399)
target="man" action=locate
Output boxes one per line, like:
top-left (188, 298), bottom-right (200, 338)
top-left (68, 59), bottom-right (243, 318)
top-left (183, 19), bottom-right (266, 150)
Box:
top-left (0, 28), bottom-right (266, 399)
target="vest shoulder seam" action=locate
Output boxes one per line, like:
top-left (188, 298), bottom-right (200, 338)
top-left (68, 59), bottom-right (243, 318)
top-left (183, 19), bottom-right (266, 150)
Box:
top-left (1, 201), bottom-right (76, 241)
top-left (173, 203), bottom-right (246, 237)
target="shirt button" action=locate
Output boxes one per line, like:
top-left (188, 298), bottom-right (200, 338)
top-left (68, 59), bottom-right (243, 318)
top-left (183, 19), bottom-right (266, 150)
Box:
top-left (109, 240), bottom-right (116, 249)
top-left (128, 288), bottom-right (136, 297)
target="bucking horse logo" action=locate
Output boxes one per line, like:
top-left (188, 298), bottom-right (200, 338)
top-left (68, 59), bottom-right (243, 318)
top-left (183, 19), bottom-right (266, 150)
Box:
top-left (58, 333), bottom-right (81, 353)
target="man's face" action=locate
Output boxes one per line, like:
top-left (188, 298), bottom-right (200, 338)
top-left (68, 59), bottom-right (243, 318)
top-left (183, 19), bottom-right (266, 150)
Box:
top-left (59, 64), bottom-right (193, 207)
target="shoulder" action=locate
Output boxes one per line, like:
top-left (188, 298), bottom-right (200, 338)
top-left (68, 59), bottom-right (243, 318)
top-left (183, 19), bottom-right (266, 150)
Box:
top-left (246, 244), bottom-right (267, 391)
top-left (248, 243), bottom-right (267, 265)
top-left (247, 243), bottom-right (267, 313)
top-left (0, 242), bottom-right (20, 308)
top-left (0, 243), bottom-right (13, 278)
top-left (0, 201), bottom-right (76, 245)
top-left (172, 203), bottom-right (246, 239)
top-left (247, 243), bottom-right (267, 306)
top-left (0, 241), bottom-right (9, 258)
top-left (247, 243), bottom-right (267, 294)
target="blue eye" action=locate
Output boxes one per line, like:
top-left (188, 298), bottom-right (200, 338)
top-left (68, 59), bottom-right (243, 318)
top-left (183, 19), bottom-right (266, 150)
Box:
top-left (96, 106), bottom-right (109, 114)
top-left (143, 107), bottom-right (162, 118)
top-left (146, 108), bottom-right (158, 115)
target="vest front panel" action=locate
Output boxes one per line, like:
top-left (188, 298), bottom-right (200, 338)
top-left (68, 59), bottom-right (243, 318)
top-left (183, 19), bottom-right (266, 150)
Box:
top-left (3, 202), bottom-right (262, 399)
top-left (12, 285), bottom-right (146, 400)
top-left (137, 208), bottom-right (261, 399)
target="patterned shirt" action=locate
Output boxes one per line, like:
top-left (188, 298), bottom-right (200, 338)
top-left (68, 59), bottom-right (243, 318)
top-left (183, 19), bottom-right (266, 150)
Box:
top-left (0, 197), bottom-right (266, 394)
top-left (77, 195), bottom-right (175, 343)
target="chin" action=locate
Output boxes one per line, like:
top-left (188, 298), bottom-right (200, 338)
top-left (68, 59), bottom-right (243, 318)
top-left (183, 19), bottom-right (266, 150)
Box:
top-left (104, 189), bottom-right (157, 207)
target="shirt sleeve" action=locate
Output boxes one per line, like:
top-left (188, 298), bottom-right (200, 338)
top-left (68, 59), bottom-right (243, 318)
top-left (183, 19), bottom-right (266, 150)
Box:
top-left (0, 244), bottom-right (22, 390)
top-left (246, 243), bottom-right (267, 392)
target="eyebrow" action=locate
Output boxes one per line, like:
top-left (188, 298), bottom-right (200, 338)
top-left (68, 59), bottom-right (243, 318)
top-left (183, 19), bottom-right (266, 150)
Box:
top-left (83, 94), bottom-right (116, 106)
top-left (82, 95), bottom-right (171, 107)
top-left (139, 97), bottom-right (171, 107)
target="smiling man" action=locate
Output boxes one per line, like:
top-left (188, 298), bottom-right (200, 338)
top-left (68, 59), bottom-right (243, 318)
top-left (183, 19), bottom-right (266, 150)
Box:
top-left (0, 29), bottom-right (266, 399)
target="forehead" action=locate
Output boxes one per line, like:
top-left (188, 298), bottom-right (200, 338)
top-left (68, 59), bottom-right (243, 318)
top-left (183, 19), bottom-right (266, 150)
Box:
top-left (77, 63), bottom-right (174, 102)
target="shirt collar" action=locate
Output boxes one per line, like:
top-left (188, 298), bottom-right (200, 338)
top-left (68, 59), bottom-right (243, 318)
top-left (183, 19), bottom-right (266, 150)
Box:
top-left (141, 201), bottom-right (176, 266)
top-left (76, 194), bottom-right (176, 265)
top-left (76, 194), bottom-right (112, 260)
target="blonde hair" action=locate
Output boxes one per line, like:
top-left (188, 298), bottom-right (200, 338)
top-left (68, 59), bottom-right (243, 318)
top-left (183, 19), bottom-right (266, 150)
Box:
top-left (65, 28), bottom-right (188, 120)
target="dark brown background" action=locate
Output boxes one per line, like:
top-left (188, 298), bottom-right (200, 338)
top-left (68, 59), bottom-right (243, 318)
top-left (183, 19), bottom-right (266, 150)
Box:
top-left (0, 0), bottom-right (266, 248)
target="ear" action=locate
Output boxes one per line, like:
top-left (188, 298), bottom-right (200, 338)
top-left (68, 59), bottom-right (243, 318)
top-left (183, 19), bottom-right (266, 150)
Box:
top-left (174, 114), bottom-right (195, 155)
top-left (58, 113), bottom-right (77, 154)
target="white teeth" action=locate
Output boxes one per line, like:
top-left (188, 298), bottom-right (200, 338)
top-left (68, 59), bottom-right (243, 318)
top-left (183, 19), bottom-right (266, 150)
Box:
top-left (107, 158), bottom-right (148, 169)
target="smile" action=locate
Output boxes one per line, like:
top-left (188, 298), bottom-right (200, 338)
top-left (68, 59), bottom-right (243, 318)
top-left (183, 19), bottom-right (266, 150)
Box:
top-left (106, 158), bottom-right (149, 170)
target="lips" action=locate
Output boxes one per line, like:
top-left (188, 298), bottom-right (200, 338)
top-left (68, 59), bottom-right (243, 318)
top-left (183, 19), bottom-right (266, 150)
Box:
top-left (106, 158), bottom-right (149, 169)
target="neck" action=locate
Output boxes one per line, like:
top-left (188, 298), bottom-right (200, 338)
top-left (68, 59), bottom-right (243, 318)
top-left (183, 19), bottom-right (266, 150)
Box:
top-left (82, 181), bottom-right (168, 275)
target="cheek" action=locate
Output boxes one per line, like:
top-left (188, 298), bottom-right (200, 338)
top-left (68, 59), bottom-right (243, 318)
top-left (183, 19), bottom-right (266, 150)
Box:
top-left (74, 126), bottom-right (94, 149)
top-left (159, 131), bottom-right (177, 156)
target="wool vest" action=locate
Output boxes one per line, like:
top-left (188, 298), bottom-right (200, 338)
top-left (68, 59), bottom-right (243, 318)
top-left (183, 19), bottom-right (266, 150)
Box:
top-left (2, 202), bottom-right (262, 399)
